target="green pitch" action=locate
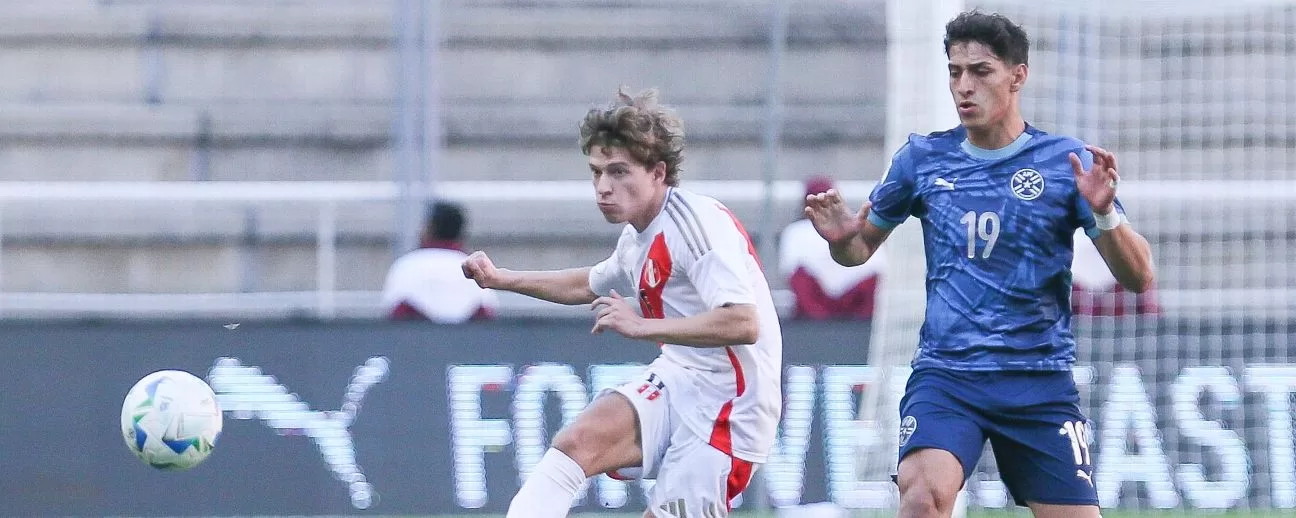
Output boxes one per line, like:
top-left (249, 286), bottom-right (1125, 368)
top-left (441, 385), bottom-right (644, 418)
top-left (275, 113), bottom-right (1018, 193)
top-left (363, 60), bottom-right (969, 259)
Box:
top-left (413, 511), bottom-right (1296, 518)
top-left (223, 510), bottom-right (1296, 518)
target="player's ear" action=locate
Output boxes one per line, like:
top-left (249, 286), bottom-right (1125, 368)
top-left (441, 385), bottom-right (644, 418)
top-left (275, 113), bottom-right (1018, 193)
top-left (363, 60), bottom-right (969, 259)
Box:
top-left (1009, 63), bottom-right (1028, 92)
top-left (650, 161), bottom-right (667, 184)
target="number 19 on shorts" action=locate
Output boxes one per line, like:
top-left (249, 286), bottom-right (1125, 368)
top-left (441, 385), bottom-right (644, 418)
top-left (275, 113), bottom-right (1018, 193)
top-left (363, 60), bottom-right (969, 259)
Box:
top-left (1059, 420), bottom-right (1092, 466)
top-left (960, 210), bottom-right (1001, 259)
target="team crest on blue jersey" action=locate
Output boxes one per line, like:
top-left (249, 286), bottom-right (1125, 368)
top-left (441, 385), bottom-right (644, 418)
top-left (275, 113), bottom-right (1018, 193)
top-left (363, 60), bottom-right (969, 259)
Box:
top-left (1010, 168), bottom-right (1045, 200)
top-left (898, 415), bottom-right (918, 446)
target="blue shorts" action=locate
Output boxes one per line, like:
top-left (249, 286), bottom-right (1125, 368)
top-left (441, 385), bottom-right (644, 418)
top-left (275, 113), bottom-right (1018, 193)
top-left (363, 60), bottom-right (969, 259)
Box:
top-left (897, 367), bottom-right (1098, 507)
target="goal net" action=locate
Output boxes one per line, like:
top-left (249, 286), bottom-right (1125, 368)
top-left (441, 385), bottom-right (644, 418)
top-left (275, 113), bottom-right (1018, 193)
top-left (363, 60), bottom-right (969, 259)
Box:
top-left (854, 0), bottom-right (1296, 514)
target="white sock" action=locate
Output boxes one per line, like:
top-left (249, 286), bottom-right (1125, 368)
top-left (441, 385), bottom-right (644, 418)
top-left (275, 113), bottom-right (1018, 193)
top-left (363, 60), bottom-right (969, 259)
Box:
top-left (505, 448), bottom-right (588, 518)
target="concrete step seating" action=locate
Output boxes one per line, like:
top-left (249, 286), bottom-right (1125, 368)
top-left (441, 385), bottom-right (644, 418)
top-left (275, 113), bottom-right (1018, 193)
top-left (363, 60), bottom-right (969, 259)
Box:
top-left (0, 0), bottom-right (1290, 296)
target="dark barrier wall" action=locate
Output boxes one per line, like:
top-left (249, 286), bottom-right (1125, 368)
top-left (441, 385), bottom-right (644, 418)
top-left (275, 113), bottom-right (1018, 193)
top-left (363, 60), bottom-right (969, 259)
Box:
top-left (1, 318), bottom-right (1294, 516)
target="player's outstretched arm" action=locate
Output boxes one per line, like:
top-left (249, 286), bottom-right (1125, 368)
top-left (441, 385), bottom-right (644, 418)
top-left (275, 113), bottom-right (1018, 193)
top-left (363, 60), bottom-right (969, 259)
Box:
top-left (804, 189), bottom-right (890, 267)
top-left (1070, 145), bottom-right (1156, 293)
top-left (590, 290), bottom-right (759, 347)
top-left (1093, 225), bottom-right (1154, 293)
top-left (461, 251), bottom-right (598, 305)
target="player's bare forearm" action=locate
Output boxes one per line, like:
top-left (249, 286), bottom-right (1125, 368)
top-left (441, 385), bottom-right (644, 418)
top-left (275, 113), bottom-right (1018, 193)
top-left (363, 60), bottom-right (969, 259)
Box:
top-left (496, 267), bottom-right (598, 305)
top-left (1094, 225), bottom-right (1155, 293)
top-left (828, 234), bottom-right (872, 267)
top-left (635, 304), bottom-right (760, 347)
top-left (829, 220), bottom-right (890, 267)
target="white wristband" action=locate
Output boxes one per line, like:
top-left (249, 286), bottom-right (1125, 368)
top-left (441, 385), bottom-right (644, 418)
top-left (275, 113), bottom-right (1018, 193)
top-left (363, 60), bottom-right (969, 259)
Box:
top-left (1094, 209), bottom-right (1124, 231)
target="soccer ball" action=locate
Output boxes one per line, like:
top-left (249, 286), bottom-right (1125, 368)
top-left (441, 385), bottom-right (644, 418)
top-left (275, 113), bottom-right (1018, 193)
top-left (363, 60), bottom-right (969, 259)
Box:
top-left (120, 370), bottom-right (223, 471)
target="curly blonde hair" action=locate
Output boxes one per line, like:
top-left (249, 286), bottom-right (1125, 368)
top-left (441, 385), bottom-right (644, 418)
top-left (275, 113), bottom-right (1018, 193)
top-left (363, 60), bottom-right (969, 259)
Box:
top-left (578, 86), bottom-right (685, 186)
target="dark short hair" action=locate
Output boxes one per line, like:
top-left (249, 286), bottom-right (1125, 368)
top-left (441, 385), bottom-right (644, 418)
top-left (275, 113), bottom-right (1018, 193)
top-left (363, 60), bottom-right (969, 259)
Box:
top-left (944, 10), bottom-right (1029, 66)
top-left (425, 201), bottom-right (465, 241)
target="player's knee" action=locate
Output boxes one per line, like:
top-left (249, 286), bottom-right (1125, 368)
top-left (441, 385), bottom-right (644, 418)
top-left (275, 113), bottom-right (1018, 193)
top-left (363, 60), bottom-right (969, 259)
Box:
top-left (551, 424), bottom-right (595, 460)
top-left (551, 419), bottom-right (629, 471)
top-left (898, 487), bottom-right (956, 518)
top-left (898, 476), bottom-right (959, 517)
top-left (556, 392), bottom-right (640, 463)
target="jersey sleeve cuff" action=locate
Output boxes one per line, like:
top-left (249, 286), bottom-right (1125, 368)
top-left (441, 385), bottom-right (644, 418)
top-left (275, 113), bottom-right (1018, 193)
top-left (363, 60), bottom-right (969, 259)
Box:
top-left (867, 211), bottom-right (902, 231)
top-left (587, 260), bottom-right (616, 296)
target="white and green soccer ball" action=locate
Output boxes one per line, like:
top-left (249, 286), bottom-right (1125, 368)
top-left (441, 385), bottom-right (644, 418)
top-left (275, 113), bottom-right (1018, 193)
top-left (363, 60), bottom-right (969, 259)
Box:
top-left (121, 370), bottom-right (223, 471)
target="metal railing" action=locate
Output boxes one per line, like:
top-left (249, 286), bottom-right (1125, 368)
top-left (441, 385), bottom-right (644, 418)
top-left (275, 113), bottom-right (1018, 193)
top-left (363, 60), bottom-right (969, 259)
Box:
top-left (1, 179), bottom-right (1292, 320)
top-left (0, 180), bottom-right (827, 320)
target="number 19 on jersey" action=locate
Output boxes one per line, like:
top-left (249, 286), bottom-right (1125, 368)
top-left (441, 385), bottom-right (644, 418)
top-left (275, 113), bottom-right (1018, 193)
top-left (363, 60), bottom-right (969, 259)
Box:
top-left (960, 210), bottom-right (1001, 259)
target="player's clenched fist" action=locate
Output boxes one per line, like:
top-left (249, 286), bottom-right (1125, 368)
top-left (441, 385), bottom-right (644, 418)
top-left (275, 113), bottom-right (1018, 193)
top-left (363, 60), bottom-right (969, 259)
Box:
top-left (804, 189), bottom-right (869, 244)
top-left (461, 250), bottom-right (501, 289)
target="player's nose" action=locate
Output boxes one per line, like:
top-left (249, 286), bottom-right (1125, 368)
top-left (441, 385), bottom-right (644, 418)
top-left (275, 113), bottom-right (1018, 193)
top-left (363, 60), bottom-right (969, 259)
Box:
top-left (593, 174), bottom-right (614, 195)
top-left (952, 75), bottom-right (975, 96)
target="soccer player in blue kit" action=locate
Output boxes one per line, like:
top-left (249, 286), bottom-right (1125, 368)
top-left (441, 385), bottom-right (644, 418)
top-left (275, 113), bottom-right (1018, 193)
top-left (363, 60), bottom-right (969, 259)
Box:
top-left (805, 11), bottom-right (1156, 518)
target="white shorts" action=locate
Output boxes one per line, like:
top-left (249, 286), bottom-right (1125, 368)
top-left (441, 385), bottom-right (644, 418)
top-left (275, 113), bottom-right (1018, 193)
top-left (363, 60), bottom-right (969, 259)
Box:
top-left (602, 358), bottom-right (759, 516)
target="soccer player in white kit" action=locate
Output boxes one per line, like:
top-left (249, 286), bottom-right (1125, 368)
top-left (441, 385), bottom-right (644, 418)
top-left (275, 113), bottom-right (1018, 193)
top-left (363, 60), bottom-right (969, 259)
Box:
top-left (461, 87), bottom-right (783, 518)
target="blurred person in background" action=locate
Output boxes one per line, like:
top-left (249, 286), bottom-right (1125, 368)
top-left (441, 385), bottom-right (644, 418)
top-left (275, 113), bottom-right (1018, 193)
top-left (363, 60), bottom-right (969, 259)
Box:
top-left (381, 201), bottom-right (497, 323)
top-left (462, 87), bottom-right (781, 518)
top-left (779, 175), bottom-right (884, 320)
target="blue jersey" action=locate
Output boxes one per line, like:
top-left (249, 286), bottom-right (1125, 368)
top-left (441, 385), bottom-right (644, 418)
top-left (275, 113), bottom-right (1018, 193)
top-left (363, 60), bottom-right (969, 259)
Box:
top-left (868, 125), bottom-right (1123, 372)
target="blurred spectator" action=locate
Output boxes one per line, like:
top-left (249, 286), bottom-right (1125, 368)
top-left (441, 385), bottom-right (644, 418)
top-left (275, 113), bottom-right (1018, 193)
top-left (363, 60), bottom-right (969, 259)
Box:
top-left (381, 201), bottom-right (498, 323)
top-left (1070, 230), bottom-right (1160, 316)
top-left (778, 175), bottom-right (885, 320)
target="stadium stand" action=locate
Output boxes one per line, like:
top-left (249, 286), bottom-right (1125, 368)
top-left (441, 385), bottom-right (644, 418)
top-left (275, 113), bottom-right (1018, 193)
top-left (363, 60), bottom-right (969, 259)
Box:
top-left (0, 0), bottom-right (886, 296)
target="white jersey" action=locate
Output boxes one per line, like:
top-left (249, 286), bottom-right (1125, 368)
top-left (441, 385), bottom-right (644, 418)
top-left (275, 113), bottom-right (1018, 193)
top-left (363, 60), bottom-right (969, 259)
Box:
top-left (381, 247), bottom-right (499, 323)
top-left (588, 187), bottom-right (783, 462)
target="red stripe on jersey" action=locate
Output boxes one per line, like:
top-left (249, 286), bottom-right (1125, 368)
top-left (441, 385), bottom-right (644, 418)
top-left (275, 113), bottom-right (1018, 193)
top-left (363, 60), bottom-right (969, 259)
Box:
top-left (725, 346), bottom-right (746, 396)
top-left (726, 457), bottom-right (756, 510)
top-left (638, 232), bottom-right (672, 320)
top-left (716, 204), bottom-right (762, 268)
top-left (710, 401), bottom-right (735, 455)
top-left (709, 346), bottom-right (747, 455)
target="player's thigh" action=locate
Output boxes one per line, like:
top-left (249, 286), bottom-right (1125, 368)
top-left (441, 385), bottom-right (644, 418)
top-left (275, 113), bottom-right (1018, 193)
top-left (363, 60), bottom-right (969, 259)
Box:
top-left (987, 406), bottom-right (1098, 508)
top-left (893, 405), bottom-right (983, 518)
top-left (647, 428), bottom-right (755, 517)
top-left (597, 366), bottom-right (677, 480)
top-left (897, 371), bottom-right (989, 485)
top-left (550, 391), bottom-right (643, 476)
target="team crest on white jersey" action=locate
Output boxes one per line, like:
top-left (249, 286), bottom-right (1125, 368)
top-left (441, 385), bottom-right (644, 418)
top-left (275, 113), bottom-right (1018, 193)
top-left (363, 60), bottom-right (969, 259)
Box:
top-left (1011, 168), bottom-right (1045, 200)
top-left (643, 258), bottom-right (662, 288)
